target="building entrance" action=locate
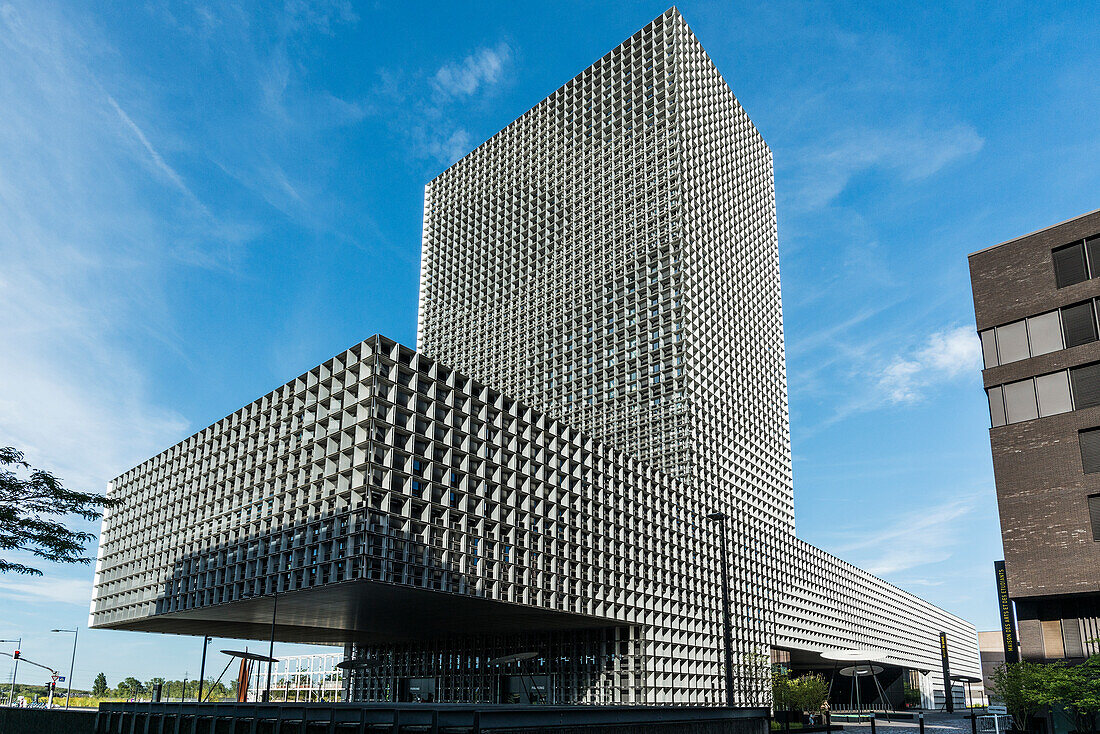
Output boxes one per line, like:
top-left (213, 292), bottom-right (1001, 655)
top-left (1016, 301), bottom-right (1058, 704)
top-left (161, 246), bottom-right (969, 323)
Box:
top-left (400, 677), bottom-right (436, 703)
top-left (500, 675), bottom-right (550, 704)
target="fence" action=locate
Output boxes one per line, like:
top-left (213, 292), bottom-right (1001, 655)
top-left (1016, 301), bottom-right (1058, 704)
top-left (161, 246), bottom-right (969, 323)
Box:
top-left (94, 702), bottom-right (769, 734)
top-left (976, 714), bottom-right (1014, 734)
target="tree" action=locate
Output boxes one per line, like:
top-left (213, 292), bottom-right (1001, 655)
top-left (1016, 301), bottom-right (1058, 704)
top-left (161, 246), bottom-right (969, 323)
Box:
top-left (1050, 655), bottom-right (1100, 734)
top-left (118, 677), bottom-right (145, 698)
top-left (0, 447), bottom-right (120, 575)
top-left (92, 673), bottom-right (108, 698)
top-left (772, 670), bottom-right (793, 710)
top-left (991, 662), bottom-right (1060, 731)
top-left (790, 673), bottom-right (829, 715)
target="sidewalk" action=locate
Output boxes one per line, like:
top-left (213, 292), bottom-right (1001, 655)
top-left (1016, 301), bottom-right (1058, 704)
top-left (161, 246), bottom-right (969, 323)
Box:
top-left (836, 713), bottom-right (979, 734)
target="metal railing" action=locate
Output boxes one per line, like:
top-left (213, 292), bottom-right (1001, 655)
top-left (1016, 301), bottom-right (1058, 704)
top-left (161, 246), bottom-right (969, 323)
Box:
top-left (95, 701), bottom-right (769, 734)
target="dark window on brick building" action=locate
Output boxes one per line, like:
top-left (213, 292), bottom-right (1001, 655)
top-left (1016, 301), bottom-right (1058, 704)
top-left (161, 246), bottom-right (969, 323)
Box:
top-left (1062, 302), bottom-right (1099, 348)
top-left (1089, 494), bottom-right (1100, 542)
top-left (1080, 429), bottom-right (1100, 474)
top-left (1070, 363), bottom-right (1100, 409)
top-left (1054, 242), bottom-right (1089, 288)
top-left (1086, 235), bottom-right (1100, 277)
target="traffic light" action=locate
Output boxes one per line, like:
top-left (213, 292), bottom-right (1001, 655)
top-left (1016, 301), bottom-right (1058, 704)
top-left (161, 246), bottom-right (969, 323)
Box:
top-left (12, 650), bottom-right (18, 659)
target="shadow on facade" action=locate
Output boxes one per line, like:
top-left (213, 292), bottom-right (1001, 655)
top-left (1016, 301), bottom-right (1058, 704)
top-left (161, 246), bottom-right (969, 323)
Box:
top-left (107, 508), bottom-right (632, 703)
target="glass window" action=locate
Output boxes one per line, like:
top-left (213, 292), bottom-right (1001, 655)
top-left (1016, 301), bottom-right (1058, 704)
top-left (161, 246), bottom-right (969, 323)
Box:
top-left (1036, 371), bottom-right (1072, 417)
top-left (1088, 493), bottom-right (1100, 541)
top-left (1079, 431), bottom-right (1100, 475)
top-left (980, 330), bottom-right (999, 368)
top-left (1061, 302), bottom-right (1098, 348)
top-left (1003, 378), bottom-right (1038, 423)
top-left (1086, 235), bottom-right (1100, 280)
top-left (988, 386), bottom-right (1006, 427)
top-left (996, 321), bottom-right (1030, 364)
top-left (1027, 312), bottom-right (1063, 356)
top-left (1071, 363), bottom-right (1100, 410)
top-left (1053, 242), bottom-right (1089, 288)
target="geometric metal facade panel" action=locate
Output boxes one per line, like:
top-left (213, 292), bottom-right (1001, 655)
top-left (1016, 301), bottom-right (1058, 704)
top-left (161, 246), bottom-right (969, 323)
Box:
top-left (91, 8), bottom-right (980, 708)
top-left (417, 10), bottom-right (789, 704)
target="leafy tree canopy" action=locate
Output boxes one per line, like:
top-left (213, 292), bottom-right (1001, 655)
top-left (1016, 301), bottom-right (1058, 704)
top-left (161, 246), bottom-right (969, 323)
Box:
top-left (118, 677), bottom-right (146, 696)
top-left (992, 660), bottom-right (1070, 731)
top-left (0, 446), bottom-right (119, 575)
top-left (92, 673), bottom-right (108, 697)
top-left (771, 670), bottom-right (829, 713)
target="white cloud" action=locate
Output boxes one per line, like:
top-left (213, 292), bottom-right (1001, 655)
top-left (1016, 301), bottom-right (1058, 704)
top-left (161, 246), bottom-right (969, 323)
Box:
top-left (830, 494), bottom-right (981, 576)
top-left (415, 127), bottom-right (473, 167)
top-left (0, 575), bottom-right (93, 606)
top-left (792, 122), bottom-right (984, 210)
top-left (432, 43), bottom-right (512, 99)
top-left (879, 325), bottom-right (981, 404)
top-left (108, 95), bottom-right (198, 205)
top-left (0, 3), bottom-right (193, 492)
top-left (402, 42), bottom-right (513, 166)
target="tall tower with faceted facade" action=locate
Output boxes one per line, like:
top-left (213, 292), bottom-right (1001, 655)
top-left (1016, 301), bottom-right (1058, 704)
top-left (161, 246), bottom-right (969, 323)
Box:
top-left (418, 8), bottom-right (788, 704)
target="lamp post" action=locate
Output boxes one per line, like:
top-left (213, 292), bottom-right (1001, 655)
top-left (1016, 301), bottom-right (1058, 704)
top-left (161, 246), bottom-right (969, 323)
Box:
top-left (1, 639), bottom-right (19, 706)
top-left (243, 587), bottom-right (278, 702)
top-left (706, 511), bottom-right (735, 707)
top-left (266, 592), bottom-right (277, 702)
top-left (50, 629), bottom-right (78, 709)
top-left (198, 636), bottom-right (212, 703)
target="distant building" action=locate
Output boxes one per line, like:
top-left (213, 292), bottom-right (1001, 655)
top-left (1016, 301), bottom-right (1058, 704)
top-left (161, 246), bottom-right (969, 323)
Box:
top-left (978, 631), bottom-right (1005, 703)
top-left (90, 8), bottom-right (980, 707)
top-left (970, 209), bottom-right (1100, 661)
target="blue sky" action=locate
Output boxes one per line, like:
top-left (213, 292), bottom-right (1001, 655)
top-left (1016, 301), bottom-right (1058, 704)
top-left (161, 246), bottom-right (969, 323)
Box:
top-left (1, 0), bottom-right (1098, 690)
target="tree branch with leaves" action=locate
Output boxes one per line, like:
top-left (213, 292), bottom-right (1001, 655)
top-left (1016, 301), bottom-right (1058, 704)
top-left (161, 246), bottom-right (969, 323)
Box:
top-left (0, 446), bottom-right (120, 575)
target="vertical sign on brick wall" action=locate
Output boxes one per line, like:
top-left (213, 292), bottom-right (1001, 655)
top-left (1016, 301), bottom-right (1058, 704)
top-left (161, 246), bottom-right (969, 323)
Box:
top-left (994, 560), bottom-right (1020, 662)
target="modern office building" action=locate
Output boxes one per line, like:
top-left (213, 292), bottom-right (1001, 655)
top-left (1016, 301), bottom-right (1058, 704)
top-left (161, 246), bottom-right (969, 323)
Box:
top-left (91, 8), bottom-right (980, 707)
top-left (970, 208), bottom-right (1100, 662)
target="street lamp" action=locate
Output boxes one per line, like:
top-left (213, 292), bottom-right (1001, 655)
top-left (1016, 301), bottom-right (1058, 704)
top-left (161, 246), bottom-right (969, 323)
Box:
top-left (242, 587), bottom-right (278, 702)
top-left (705, 511), bottom-right (735, 707)
top-left (50, 629), bottom-right (78, 709)
top-left (198, 636), bottom-right (212, 703)
top-left (0, 639), bottom-right (19, 706)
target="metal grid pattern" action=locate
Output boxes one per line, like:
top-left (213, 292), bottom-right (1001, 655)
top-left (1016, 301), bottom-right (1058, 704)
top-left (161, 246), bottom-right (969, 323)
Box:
top-left (91, 335), bottom-right (726, 704)
top-left (250, 653), bottom-right (345, 703)
top-left (90, 8), bottom-right (982, 709)
top-left (417, 9), bottom-right (786, 705)
top-left (415, 7), bottom-right (977, 704)
top-left (347, 628), bottom-right (644, 705)
top-left (777, 538), bottom-right (982, 698)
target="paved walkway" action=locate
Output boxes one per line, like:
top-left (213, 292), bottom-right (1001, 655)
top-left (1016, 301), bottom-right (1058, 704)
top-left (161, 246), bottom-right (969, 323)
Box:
top-left (836, 713), bottom-right (979, 734)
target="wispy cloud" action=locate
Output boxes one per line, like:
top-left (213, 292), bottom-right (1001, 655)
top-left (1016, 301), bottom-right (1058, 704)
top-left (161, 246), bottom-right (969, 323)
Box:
top-left (791, 321), bottom-right (982, 435)
top-left (414, 127), bottom-right (473, 166)
top-left (829, 493), bottom-right (983, 576)
top-left (791, 122), bottom-right (984, 210)
top-left (391, 41), bottom-right (514, 166)
top-left (0, 574), bottom-right (93, 606)
top-left (282, 0), bottom-right (358, 35)
top-left (432, 43), bottom-right (512, 99)
top-left (107, 95), bottom-right (205, 212)
top-left (879, 325), bottom-right (982, 404)
top-left (0, 2), bottom-right (195, 493)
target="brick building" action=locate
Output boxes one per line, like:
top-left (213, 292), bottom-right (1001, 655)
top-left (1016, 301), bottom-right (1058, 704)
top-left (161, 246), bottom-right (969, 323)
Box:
top-left (970, 208), bottom-right (1100, 661)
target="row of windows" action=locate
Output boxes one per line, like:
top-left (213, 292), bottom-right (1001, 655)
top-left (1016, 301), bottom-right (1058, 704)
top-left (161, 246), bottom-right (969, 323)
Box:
top-left (1052, 232), bottom-right (1100, 288)
top-left (986, 362), bottom-right (1100, 426)
top-left (980, 299), bottom-right (1100, 369)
